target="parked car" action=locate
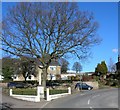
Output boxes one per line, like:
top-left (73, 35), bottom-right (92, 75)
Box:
top-left (7, 82), bottom-right (29, 88)
top-left (46, 82), bottom-right (60, 89)
top-left (75, 83), bottom-right (93, 90)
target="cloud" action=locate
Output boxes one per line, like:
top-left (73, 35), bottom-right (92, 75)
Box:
top-left (112, 48), bottom-right (118, 53)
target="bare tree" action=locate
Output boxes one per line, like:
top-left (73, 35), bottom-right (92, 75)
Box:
top-left (72, 62), bottom-right (82, 73)
top-left (1, 3), bottom-right (101, 87)
top-left (59, 58), bottom-right (69, 74)
top-left (108, 58), bottom-right (116, 73)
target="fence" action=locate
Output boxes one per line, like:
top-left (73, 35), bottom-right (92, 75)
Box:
top-left (46, 87), bottom-right (71, 101)
top-left (9, 86), bottom-right (41, 102)
top-left (9, 86), bottom-right (71, 102)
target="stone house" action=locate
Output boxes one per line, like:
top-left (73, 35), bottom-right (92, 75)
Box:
top-left (13, 60), bottom-right (61, 83)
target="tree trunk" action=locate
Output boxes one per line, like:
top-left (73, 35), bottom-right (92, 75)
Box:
top-left (41, 68), bottom-right (47, 88)
top-left (24, 76), bottom-right (27, 83)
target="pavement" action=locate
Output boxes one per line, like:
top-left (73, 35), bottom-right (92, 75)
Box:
top-left (1, 91), bottom-right (48, 109)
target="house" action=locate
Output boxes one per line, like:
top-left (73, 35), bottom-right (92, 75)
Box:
top-left (83, 72), bottom-right (95, 76)
top-left (67, 70), bottom-right (82, 74)
top-left (61, 73), bottom-right (76, 80)
top-left (0, 68), bottom-right (3, 81)
top-left (61, 70), bottom-right (83, 80)
top-left (13, 59), bottom-right (61, 82)
top-left (1, 57), bottom-right (61, 83)
top-left (0, 74), bottom-right (3, 81)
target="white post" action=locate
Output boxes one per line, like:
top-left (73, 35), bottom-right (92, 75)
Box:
top-left (10, 89), bottom-right (12, 96)
top-left (36, 86), bottom-right (40, 102)
top-left (37, 86), bottom-right (44, 98)
top-left (46, 88), bottom-right (51, 101)
top-left (68, 87), bottom-right (71, 94)
top-left (38, 68), bottom-right (42, 85)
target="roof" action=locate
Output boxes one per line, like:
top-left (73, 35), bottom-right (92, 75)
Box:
top-left (35, 59), bottom-right (60, 66)
top-left (1, 57), bottom-right (60, 67)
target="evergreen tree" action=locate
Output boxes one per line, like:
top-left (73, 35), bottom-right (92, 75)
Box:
top-left (2, 66), bottom-right (13, 81)
top-left (101, 61), bottom-right (108, 75)
top-left (2, 57), bottom-right (16, 81)
top-left (95, 61), bottom-right (108, 76)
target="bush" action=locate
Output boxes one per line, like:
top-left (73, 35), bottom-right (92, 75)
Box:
top-left (105, 78), bottom-right (119, 87)
top-left (67, 76), bottom-right (80, 81)
top-left (92, 76), bottom-right (99, 81)
top-left (46, 80), bottom-right (72, 84)
top-left (82, 75), bottom-right (93, 81)
top-left (56, 74), bottom-right (61, 80)
top-left (14, 80), bottom-right (39, 85)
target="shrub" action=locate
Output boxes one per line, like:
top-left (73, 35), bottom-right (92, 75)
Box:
top-left (56, 74), bottom-right (61, 80)
top-left (14, 80), bottom-right (39, 85)
top-left (82, 75), bottom-right (93, 81)
top-left (46, 80), bottom-right (72, 84)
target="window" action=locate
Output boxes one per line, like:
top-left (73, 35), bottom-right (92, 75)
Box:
top-left (50, 66), bottom-right (56, 71)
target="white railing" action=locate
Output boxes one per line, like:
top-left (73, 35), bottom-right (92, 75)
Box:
top-left (46, 87), bottom-right (71, 101)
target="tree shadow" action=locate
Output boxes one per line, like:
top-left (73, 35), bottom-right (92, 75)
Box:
top-left (1, 102), bottom-right (13, 110)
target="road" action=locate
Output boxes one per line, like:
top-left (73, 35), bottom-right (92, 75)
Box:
top-left (0, 88), bottom-right (119, 109)
top-left (44, 88), bottom-right (119, 109)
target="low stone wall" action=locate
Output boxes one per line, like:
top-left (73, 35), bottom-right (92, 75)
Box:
top-left (0, 83), bottom-right (7, 87)
top-left (83, 81), bottom-right (99, 89)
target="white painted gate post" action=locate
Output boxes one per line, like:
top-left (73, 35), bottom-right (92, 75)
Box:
top-left (37, 86), bottom-right (44, 99)
top-left (37, 86), bottom-right (41, 102)
top-left (46, 88), bottom-right (51, 101)
top-left (68, 87), bottom-right (71, 94)
top-left (10, 89), bottom-right (12, 96)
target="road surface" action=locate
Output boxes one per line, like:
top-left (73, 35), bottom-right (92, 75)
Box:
top-left (44, 88), bottom-right (119, 109)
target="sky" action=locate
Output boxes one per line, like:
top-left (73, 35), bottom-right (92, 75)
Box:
top-left (77, 2), bottom-right (118, 72)
top-left (1, 2), bottom-right (118, 72)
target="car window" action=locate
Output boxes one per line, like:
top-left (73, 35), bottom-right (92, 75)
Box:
top-left (82, 83), bottom-right (87, 86)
